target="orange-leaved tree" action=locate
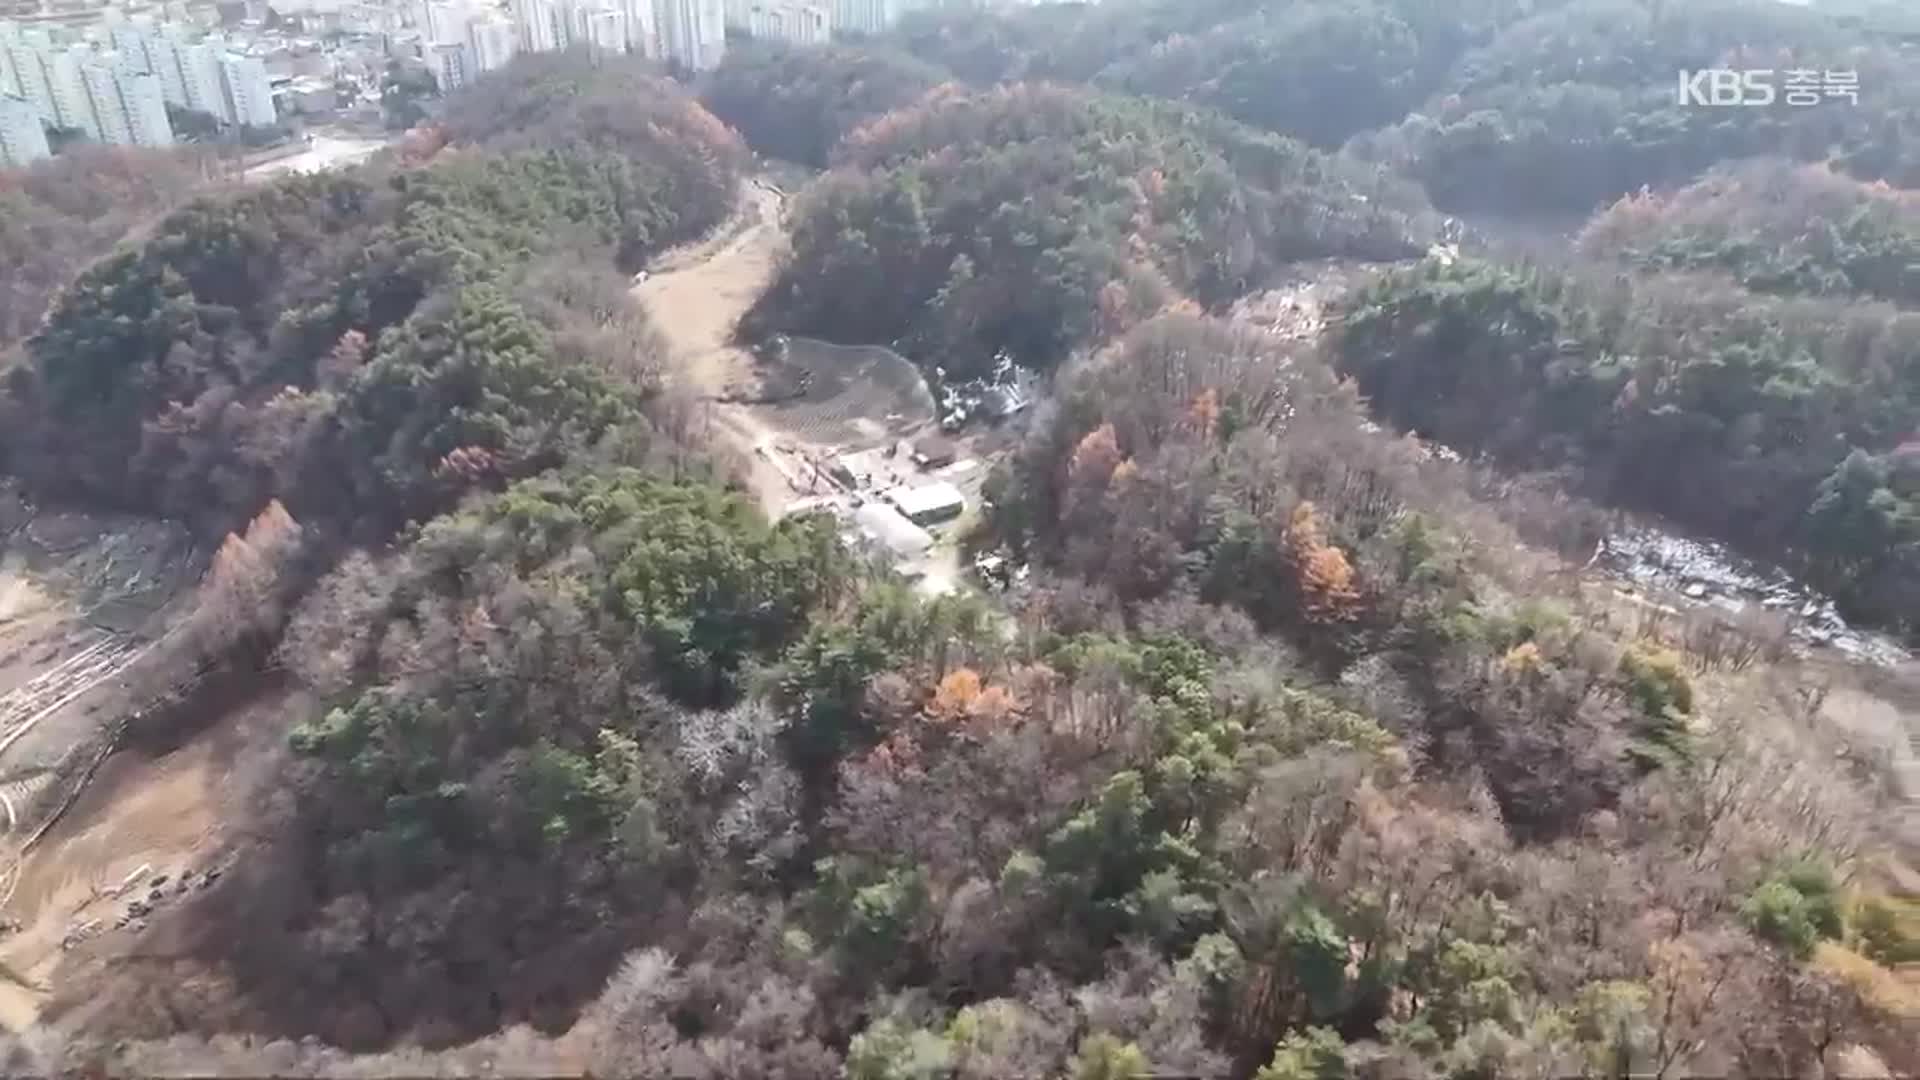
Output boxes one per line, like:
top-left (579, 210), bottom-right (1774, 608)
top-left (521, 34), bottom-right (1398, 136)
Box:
top-left (1282, 501), bottom-right (1362, 623)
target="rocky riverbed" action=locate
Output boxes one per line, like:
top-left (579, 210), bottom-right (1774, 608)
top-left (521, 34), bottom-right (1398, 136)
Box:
top-left (1597, 524), bottom-right (1909, 668)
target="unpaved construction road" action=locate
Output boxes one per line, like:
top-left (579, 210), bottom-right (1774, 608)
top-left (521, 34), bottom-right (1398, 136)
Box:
top-left (632, 179), bottom-right (797, 513)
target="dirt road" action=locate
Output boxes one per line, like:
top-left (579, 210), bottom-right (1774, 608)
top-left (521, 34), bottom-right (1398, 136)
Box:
top-left (631, 180), bottom-right (798, 513)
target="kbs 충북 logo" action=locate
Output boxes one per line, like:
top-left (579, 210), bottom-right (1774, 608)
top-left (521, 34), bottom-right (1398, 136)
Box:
top-left (1677, 69), bottom-right (1859, 107)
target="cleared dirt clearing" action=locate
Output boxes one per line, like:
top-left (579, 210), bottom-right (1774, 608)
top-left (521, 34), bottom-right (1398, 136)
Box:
top-left (631, 180), bottom-right (798, 512)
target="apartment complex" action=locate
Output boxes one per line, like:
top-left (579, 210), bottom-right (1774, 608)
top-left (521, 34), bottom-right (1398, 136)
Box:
top-left (395, 1), bottom-right (516, 87)
top-left (0, 12), bottom-right (310, 157)
top-left (507, 0), bottom-right (719, 70)
top-left (0, 20), bottom-right (182, 162)
top-left (729, 0), bottom-right (828, 45)
top-left (435, 0), bottom-right (933, 81)
top-left (828, 0), bottom-right (892, 35)
top-left (733, 0), bottom-right (930, 43)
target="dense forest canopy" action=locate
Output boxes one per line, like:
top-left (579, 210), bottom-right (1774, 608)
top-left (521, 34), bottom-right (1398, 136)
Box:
top-left (747, 83), bottom-right (1436, 378)
top-left (1579, 158), bottom-right (1920, 306)
top-left (0, 6), bottom-right (1917, 1079)
top-left (889, 0), bottom-right (1541, 148)
top-left (882, 0), bottom-right (1920, 216)
top-left (1350, 0), bottom-right (1920, 215)
top-left (262, 470), bottom-right (857, 1034)
top-left (701, 40), bottom-right (952, 168)
top-left (4, 56), bottom-right (739, 540)
top-left (0, 147), bottom-right (215, 354)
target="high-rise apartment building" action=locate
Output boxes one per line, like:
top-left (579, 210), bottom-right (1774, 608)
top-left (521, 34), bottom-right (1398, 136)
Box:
top-left (219, 52), bottom-right (275, 127)
top-left (108, 23), bottom-right (154, 72)
top-left (78, 53), bottom-right (132, 143)
top-left (142, 33), bottom-right (182, 95)
top-left (750, 0), bottom-right (829, 44)
top-left (511, 0), bottom-right (561, 53)
top-left (797, 1), bottom-right (830, 42)
top-left (45, 44), bottom-right (101, 138)
top-left (508, 0), bottom-right (722, 73)
top-left (466, 15), bottom-right (517, 74)
top-left (656, 0), bottom-right (724, 70)
top-left (620, 0), bottom-right (659, 57)
top-left (177, 41), bottom-right (230, 122)
top-left (119, 70), bottom-right (174, 146)
top-left (0, 92), bottom-right (49, 166)
top-left (147, 26), bottom-right (191, 108)
top-left (829, 0), bottom-right (895, 35)
top-left (563, 3), bottom-right (591, 45)
top-left (581, 8), bottom-right (627, 54)
top-left (428, 39), bottom-right (466, 90)
top-left (0, 23), bottom-right (17, 100)
top-left (4, 32), bottom-right (57, 125)
top-left (420, 0), bottom-right (472, 45)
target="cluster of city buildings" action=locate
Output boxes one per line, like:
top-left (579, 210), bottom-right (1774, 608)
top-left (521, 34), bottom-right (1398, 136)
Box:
top-left (423, 0), bottom-right (931, 85)
top-left (430, 0), bottom-right (1023, 86)
top-left (1, 11), bottom-right (277, 165)
top-left (0, 0), bottom-right (1061, 169)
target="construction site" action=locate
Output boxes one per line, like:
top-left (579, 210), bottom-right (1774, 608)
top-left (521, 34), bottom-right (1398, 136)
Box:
top-left (632, 183), bottom-right (1018, 595)
top-left (0, 484), bottom-right (214, 1028)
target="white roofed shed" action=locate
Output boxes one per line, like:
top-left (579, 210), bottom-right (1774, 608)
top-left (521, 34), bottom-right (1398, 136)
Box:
top-left (886, 481), bottom-right (965, 526)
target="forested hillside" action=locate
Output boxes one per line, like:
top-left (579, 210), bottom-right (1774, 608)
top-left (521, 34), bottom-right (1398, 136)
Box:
top-left (747, 83), bottom-right (1436, 378)
top-left (702, 41), bottom-right (951, 168)
top-left (891, 0), bottom-right (1535, 148)
top-left (883, 0), bottom-right (1920, 217)
top-left (1579, 159), bottom-right (1920, 305)
top-left (4, 54), bottom-right (738, 540)
top-left (1392, 1), bottom-right (1920, 215)
top-left (0, 147), bottom-right (216, 351)
top-left (0, 4), bottom-right (1916, 1077)
top-left (1325, 154), bottom-right (1920, 635)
